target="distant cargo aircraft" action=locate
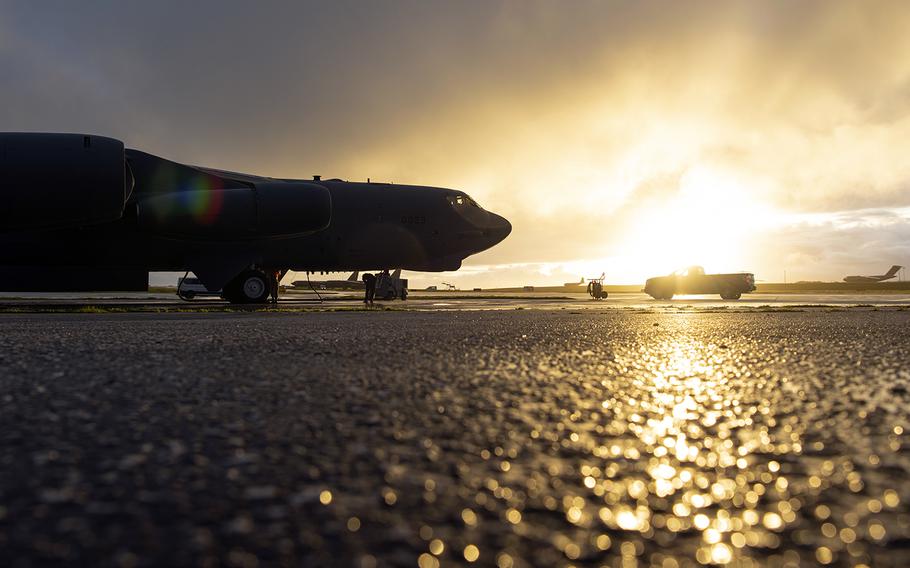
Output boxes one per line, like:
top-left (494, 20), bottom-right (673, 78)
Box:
top-left (0, 133), bottom-right (511, 302)
top-left (293, 271), bottom-right (363, 290)
top-left (292, 270), bottom-right (408, 296)
top-left (843, 265), bottom-right (902, 283)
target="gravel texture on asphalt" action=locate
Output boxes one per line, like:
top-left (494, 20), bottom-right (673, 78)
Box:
top-left (0, 310), bottom-right (908, 567)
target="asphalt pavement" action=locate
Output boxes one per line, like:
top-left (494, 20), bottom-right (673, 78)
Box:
top-left (1, 309), bottom-right (908, 567)
top-left (3, 290), bottom-right (910, 311)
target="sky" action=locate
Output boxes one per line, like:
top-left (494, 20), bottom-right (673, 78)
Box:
top-left (2, 1), bottom-right (910, 288)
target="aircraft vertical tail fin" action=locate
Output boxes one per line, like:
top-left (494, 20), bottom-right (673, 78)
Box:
top-left (391, 268), bottom-right (401, 279)
top-left (886, 265), bottom-right (902, 278)
top-left (348, 271), bottom-right (359, 281)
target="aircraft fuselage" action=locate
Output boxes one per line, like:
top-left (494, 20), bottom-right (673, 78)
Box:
top-left (0, 133), bottom-right (512, 296)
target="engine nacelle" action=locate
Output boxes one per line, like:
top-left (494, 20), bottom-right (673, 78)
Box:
top-left (136, 181), bottom-right (331, 239)
top-left (0, 133), bottom-right (129, 231)
top-left (256, 182), bottom-right (332, 236)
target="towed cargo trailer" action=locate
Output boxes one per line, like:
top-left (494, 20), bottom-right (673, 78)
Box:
top-left (586, 272), bottom-right (607, 300)
top-left (375, 270), bottom-right (408, 300)
top-left (177, 276), bottom-right (222, 300)
top-left (644, 266), bottom-right (755, 300)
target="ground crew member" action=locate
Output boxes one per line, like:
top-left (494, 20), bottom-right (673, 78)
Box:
top-left (269, 270), bottom-right (281, 304)
top-left (362, 272), bottom-right (377, 306)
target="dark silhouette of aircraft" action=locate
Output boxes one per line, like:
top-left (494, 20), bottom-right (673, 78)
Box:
top-left (0, 133), bottom-right (511, 302)
top-left (843, 265), bottom-right (902, 283)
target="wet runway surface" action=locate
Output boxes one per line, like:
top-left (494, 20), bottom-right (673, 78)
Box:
top-left (1, 309), bottom-right (909, 567)
top-left (2, 290), bottom-right (910, 313)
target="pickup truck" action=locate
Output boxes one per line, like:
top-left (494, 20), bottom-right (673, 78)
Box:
top-left (177, 276), bottom-right (222, 300)
top-left (644, 266), bottom-right (755, 300)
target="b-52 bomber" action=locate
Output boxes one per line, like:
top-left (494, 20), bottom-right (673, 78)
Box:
top-left (0, 133), bottom-right (511, 302)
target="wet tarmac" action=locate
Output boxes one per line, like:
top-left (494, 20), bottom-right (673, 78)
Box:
top-left (1, 309), bottom-right (908, 567)
top-left (2, 290), bottom-right (910, 312)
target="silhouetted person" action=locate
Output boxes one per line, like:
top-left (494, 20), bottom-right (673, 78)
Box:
top-left (362, 272), bottom-right (376, 305)
top-left (269, 270), bottom-right (281, 304)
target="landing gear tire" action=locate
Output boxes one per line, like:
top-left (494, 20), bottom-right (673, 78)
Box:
top-left (720, 291), bottom-right (741, 300)
top-left (400, 289), bottom-right (408, 301)
top-left (224, 270), bottom-right (270, 304)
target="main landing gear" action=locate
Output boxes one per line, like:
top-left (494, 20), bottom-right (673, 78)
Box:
top-left (223, 270), bottom-right (271, 304)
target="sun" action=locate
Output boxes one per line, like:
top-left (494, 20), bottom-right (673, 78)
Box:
top-left (608, 167), bottom-right (776, 281)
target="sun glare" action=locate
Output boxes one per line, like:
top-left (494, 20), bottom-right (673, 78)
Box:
top-left (608, 167), bottom-right (776, 281)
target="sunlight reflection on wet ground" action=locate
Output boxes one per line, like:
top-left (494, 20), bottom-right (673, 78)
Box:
top-left (373, 313), bottom-right (910, 567)
top-left (1, 310), bottom-right (908, 566)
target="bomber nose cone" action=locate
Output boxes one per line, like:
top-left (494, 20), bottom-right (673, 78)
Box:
top-left (488, 213), bottom-right (512, 244)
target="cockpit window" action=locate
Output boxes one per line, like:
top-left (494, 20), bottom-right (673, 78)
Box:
top-left (447, 194), bottom-right (479, 208)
